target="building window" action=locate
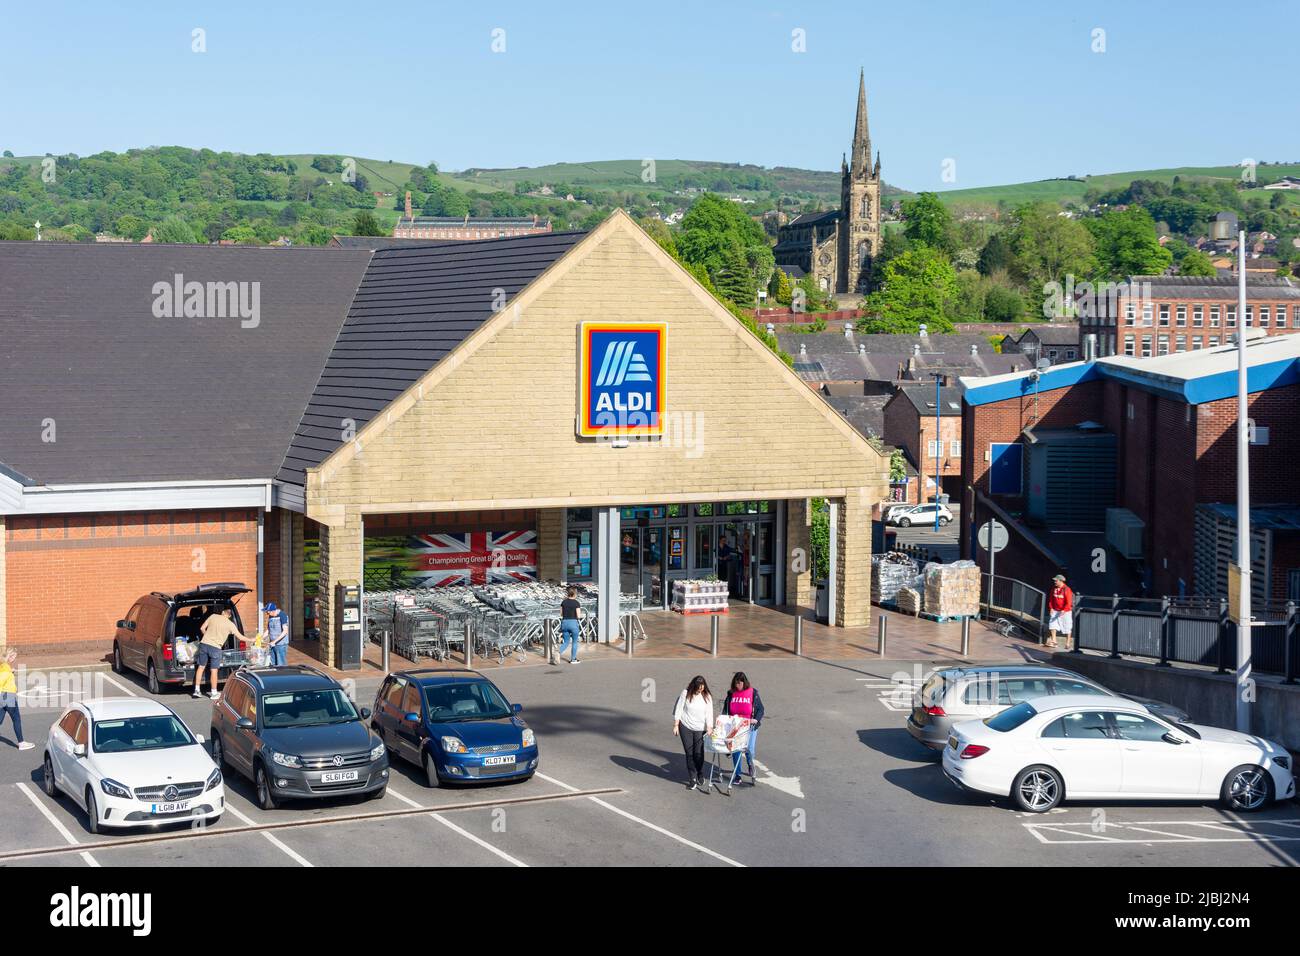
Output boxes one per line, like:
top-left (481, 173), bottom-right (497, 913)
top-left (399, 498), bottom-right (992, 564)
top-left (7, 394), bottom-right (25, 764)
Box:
top-left (1210, 305), bottom-right (1220, 326)
top-left (1124, 302), bottom-right (1135, 325)
top-left (1141, 335), bottom-right (1152, 357)
top-left (926, 440), bottom-right (945, 458)
top-left (1175, 335), bottom-right (1187, 352)
top-left (1159, 304), bottom-right (1170, 326)
top-left (1124, 335), bottom-right (1135, 356)
top-left (1176, 305), bottom-right (1187, 326)
top-left (1227, 306), bottom-right (1237, 328)
top-left (1245, 306), bottom-right (1254, 327)
top-left (1142, 303), bottom-right (1154, 325)
top-left (1259, 306), bottom-right (1270, 328)
top-left (1066, 349), bottom-right (1076, 360)
top-left (1278, 306), bottom-right (1288, 328)
top-left (1193, 304), bottom-right (1203, 327)
top-left (1209, 335), bottom-right (1220, 347)
top-left (1157, 335), bottom-right (1169, 356)
top-left (1192, 336), bottom-right (1203, 350)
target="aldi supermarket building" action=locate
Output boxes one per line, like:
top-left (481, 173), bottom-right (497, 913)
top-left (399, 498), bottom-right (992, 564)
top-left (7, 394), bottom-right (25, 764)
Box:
top-left (0, 213), bottom-right (887, 664)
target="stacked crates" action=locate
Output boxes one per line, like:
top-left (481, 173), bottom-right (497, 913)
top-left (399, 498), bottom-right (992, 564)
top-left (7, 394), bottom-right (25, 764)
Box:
top-left (670, 579), bottom-right (729, 615)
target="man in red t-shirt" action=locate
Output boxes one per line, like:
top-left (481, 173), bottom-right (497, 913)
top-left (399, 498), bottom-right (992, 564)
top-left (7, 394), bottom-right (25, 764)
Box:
top-left (1046, 574), bottom-right (1074, 648)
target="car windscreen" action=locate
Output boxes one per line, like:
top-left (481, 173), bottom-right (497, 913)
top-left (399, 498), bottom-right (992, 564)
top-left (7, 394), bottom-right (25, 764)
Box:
top-left (93, 715), bottom-right (195, 753)
top-left (423, 681), bottom-right (512, 722)
top-left (261, 689), bottom-right (359, 728)
top-left (984, 701), bottom-right (1037, 732)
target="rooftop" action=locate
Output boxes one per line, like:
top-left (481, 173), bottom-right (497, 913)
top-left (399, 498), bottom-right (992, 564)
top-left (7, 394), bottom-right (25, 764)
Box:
top-left (890, 384), bottom-right (963, 417)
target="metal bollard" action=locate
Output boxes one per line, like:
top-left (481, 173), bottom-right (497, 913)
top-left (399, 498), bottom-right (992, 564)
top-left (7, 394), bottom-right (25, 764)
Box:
top-left (382, 630), bottom-right (390, 673)
top-left (960, 617), bottom-right (970, 657)
top-left (710, 615), bottom-right (719, 657)
top-left (466, 621), bottom-right (474, 668)
top-left (794, 615), bottom-right (803, 657)
top-left (545, 618), bottom-right (556, 666)
top-left (878, 614), bottom-right (887, 657)
top-left (625, 614), bottom-right (633, 658)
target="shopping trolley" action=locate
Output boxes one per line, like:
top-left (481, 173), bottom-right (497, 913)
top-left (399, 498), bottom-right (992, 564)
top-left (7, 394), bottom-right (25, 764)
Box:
top-left (705, 715), bottom-right (754, 795)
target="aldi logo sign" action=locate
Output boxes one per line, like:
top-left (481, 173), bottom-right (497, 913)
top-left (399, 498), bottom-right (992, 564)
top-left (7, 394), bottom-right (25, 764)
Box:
top-left (578, 322), bottom-right (666, 437)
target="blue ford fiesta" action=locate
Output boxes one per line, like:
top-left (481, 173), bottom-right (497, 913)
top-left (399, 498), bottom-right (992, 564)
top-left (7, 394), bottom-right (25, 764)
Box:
top-left (371, 669), bottom-right (538, 787)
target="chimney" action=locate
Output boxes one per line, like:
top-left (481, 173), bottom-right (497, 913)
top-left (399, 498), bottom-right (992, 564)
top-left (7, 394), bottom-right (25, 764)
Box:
top-left (1084, 333), bottom-right (1098, 361)
top-left (843, 322), bottom-right (854, 339)
top-left (858, 343), bottom-right (866, 355)
top-left (766, 322), bottom-right (776, 335)
top-left (918, 323), bottom-right (928, 338)
top-left (404, 191), bottom-right (412, 220)
top-left (969, 344), bottom-right (978, 356)
top-left (799, 342), bottom-right (807, 356)
top-left (913, 343), bottom-right (921, 356)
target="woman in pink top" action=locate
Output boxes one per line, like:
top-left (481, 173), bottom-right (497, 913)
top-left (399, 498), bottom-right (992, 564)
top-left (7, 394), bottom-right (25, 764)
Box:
top-left (722, 672), bottom-right (765, 787)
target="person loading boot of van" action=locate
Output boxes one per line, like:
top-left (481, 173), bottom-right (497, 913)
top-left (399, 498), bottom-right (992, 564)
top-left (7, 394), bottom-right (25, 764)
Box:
top-left (194, 607), bottom-right (244, 700)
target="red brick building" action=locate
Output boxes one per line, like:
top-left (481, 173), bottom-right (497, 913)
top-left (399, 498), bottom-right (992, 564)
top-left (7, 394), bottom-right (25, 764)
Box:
top-left (392, 192), bottom-right (551, 240)
top-left (959, 332), bottom-right (1300, 602)
top-left (883, 384), bottom-right (962, 503)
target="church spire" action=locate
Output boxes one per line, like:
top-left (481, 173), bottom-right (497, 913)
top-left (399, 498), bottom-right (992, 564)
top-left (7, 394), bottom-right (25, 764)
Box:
top-left (851, 68), bottom-right (872, 180)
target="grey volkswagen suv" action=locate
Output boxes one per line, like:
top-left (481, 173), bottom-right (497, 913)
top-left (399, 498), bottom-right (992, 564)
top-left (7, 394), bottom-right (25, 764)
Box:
top-left (906, 664), bottom-right (1190, 750)
top-left (210, 665), bottom-right (388, 808)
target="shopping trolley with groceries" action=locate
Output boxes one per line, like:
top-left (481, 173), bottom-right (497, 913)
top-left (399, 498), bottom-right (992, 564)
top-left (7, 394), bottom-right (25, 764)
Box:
top-left (705, 714), bottom-right (754, 795)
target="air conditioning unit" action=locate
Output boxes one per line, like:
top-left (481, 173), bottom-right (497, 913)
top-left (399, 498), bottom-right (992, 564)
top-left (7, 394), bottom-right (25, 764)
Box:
top-left (1105, 507), bottom-right (1145, 560)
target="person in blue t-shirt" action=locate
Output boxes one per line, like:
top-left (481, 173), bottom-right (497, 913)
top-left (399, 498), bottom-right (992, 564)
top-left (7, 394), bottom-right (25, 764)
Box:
top-left (264, 602), bottom-right (290, 666)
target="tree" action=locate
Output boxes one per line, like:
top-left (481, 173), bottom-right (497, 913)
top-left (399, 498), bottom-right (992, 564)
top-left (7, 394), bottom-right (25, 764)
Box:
top-left (221, 224), bottom-right (259, 245)
top-left (113, 214), bottom-right (149, 241)
top-left (298, 224), bottom-right (334, 246)
top-left (1004, 202), bottom-right (1096, 292)
top-left (901, 192), bottom-right (955, 253)
top-left (984, 284), bottom-right (1025, 322)
top-left (675, 193), bottom-right (773, 301)
top-left (714, 243), bottom-right (756, 305)
top-left (977, 233), bottom-right (1012, 276)
top-left (1086, 206), bottom-right (1172, 278)
top-left (151, 216), bottom-right (198, 244)
top-left (311, 155), bottom-right (342, 174)
top-left (767, 266), bottom-right (794, 306)
top-left (351, 211), bottom-right (386, 236)
top-left (861, 245), bottom-right (958, 333)
top-left (1178, 249), bottom-right (1217, 277)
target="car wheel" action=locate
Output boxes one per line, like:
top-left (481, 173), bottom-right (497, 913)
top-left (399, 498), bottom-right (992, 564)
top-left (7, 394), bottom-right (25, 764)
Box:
top-left (42, 754), bottom-right (57, 797)
top-left (1012, 765), bottom-right (1063, 813)
top-left (422, 750), bottom-right (442, 789)
top-left (112, 643), bottom-right (124, 674)
top-left (85, 788), bottom-right (101, 835)
top-left (255, 763), bottom-right (279, 811)
top-left (898, 517), bottom-right (911, 528)
top-left (1221, 764), bottom-right (1273, 812)
top-left (147, 660), bottom-right (160, 695)
top-left (210, 732), bottom-right (226, 770)
top-left (938, 517), bottom-right (950, 527)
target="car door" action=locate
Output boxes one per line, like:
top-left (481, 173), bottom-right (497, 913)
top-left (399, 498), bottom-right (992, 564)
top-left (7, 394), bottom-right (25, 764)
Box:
top-left (65, 711), bottom-right (92, 806)
top-left (116, 603), bottom-right (143, 672)
top-left (1112, 711), bottom-right (1203, 796)
top-left (396, 682), bottom-right (424, 764)
top-left (221, 679), bottom-right (256, 776)
top-left (377, 677), bottom-right (406, 747)
top-left (50, 709), bottom-right (81, 789)
top-left (1038, 710), bottom-right (1122, 796)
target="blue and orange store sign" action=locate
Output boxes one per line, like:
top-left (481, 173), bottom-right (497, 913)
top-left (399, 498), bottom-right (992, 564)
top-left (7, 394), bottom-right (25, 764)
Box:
top-left (577, 321), bottom-right (666, 437)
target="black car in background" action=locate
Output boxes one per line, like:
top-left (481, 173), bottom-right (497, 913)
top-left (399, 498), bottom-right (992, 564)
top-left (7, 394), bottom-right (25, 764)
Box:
top-left (210, 665), bottom-right (388, 809)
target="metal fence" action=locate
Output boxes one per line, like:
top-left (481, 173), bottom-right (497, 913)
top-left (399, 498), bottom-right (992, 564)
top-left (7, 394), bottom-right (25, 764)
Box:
top-left (980, 574), bottom-right (1048, 640)
top-left (1073, 594), bottom-right (1300, 681)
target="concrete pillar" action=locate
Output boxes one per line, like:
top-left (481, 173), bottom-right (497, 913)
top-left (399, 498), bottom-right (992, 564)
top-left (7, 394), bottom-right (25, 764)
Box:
top-left (537, 508), bottom-right (563, 582)
top-left (596, 507), bottom-right (619, 643)
top-left (835, 487), bottom-right (874, 628)
top-left (291, 512), bottom-right (305, 640)
top-left (785, 498), bottom-right (812, 608)
top-left (317, 512), bottom-right (363, 667)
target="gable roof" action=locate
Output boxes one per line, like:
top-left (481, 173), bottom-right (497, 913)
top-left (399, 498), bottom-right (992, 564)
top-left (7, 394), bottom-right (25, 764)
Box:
top-left (277, 231), bottom-right (586, 487)
top-left (890, 384), bottom-right (963, 417)
top-left (0, 241), bottom-right (370, 486)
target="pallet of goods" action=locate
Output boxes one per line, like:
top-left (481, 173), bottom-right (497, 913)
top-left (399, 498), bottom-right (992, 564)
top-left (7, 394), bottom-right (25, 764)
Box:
top-left (671, 579), bottom-right (729, 615)
top-left (872, 552), bottom-right (921, 606)
top-left (921, 560), bottom-right (980, 620)
top-left (896, 587), bottom-right (923, 616)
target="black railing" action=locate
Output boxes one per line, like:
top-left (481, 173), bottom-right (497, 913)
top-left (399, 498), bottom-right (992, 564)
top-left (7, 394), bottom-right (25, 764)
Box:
top-left (1072, 593), bottom-right (1299, 681)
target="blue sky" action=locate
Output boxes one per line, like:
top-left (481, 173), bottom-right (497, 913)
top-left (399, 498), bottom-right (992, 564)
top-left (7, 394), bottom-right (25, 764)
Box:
top-left (1, 0), bottom-right (1296, 191)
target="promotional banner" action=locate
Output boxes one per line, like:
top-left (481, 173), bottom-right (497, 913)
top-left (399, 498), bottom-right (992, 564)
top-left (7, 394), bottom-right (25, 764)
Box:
top-left (363, 531), bottom-right (538, 588)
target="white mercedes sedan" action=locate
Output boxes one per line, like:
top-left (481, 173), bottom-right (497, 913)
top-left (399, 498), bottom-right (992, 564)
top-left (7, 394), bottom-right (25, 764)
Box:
top-left (43, 698), bottom-right (224, 832)
top-left (942, 694), bottom-right (1294, 813)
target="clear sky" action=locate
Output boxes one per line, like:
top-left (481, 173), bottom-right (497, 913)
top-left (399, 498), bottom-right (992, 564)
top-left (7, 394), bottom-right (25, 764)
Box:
top-left (2, 0), bottom-right (1296, 192)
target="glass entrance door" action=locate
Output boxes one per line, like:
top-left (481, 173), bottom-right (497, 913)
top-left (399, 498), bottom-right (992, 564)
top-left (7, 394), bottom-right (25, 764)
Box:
top-left (643, 528), bottom-right (664, 606)
top-left (620, 528), bottom-right (641, 597)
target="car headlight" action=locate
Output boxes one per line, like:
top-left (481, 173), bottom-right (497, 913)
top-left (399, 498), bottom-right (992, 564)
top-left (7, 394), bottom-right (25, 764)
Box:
top-left (370, 743), bottom-right (385, 761)
top-left (205, 768), bottom-right (223, 791)
top-left (100, 778), bottom-right (132, 799)
top-left (522, 729), bottom-right (535, 748)
top-left (271, 751), bottom-right (301, 768)
top-left (441, 736), bottom-right (467, 754)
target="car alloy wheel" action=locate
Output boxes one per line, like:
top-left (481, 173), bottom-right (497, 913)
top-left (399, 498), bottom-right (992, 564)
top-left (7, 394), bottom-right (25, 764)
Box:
top-left (899, 518), bottom-right (911, 528)
top-left (211, 733), bottom-right (225, 770)
top-left (147, 661), bottom-right (160, 695)
top-left (42, 755), bottom-right (56, 797)
top-left (85, 789), bottom-right (101, 835)
top-left (423, 751), bottom-right (441, 789)
top-left (112, 644), bottom-right (123, 674)
top-left (1224, 765), bottom-right (1271, 812)
top-left (256, 764), bottom-right (278, 810)
top-left (1013, 766), bottom-right (1062, 812)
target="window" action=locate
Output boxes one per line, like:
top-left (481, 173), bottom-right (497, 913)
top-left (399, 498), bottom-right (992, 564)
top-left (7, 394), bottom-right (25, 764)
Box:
top-left (1260, 306), bottom-right (1270, 328)
top-left (58, 711), bottom-right (81, 737)
top-left (1210, 305), bottom-right (1221, 327)
top-left (1157, 336), bottom-right (1170, 356)
top-left (1245, 305), bottom-right (1254, 327)
top-left (72, 713), bottom-right (88, 748)
top-left (1192, 336), bottom-right (1203, 350)
top-left (1278, 306), bottom-right (1288, 328)
top-left (400, 682), bottom-right (422, 717)
top-left (1142, 303), bottom-right (1153, 325)
top-left (1124, 301), bottom-right (1135, 325)
top-left (927, 440), bottom-right (945, 458)
top-left (383, 678), bottom-right (406, 709)
top-left (1193, 304), bottom-right (1203, 327)
top-left (1040, 711), bottom-right (1113, 739)
top-left (984, 702), bottom-right (1038, 732)
top-left (1159, 304), bottom-right (1170, 326)
top-left (1176, 305), bottom-right (1187, 326)
top-left (1227, 306), bottom-right (1237, 328)
top-left (1124, 335), bottom-right (1135, 356)
top-left (1066, 349), bottom-right (1076, 360)
top-left (1112, 712), bottom-right (1171, 742)
top-left (1175, 335), bottom-right (1186, 353)
top-left (1140, 335), bottom-right (1152, 357)
top-left (224, 680), bottom-right (247, 717)
top-left (695, 525), bottom-right (714, 569)
top-left (1045, 678), bottom-right (1107, 697)
top-left (1209, 335), bottom-right (1220, 347)
top-left (566, 508), bottom-right (592, 524)
top-left (950, 439), bottom-right (962, 457)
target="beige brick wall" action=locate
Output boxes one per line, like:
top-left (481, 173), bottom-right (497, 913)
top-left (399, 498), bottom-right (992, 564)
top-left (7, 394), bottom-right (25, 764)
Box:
top-left (307, 212), bottom-right (888, 645)
top-left (785, 497), bottom-right (812, 607)
top-left (537, 509), bottom-right (563, 582)
top-left (316, 514), bottom-right (362, 665)
top-left (835, 488), bottom-right (874, 627)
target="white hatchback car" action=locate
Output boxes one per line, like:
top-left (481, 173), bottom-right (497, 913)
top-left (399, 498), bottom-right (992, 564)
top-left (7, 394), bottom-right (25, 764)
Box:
top-left (942, 695), bottom-right (1295, 813)
top-left (43, 698), bottom-right (224, 832)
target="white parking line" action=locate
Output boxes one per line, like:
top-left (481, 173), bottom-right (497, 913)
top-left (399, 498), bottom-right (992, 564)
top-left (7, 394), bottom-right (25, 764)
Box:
top-left (97, 672), bottom-right (139, 697)
top-left (223, 802), bottom-right (312, 866)
top-left (385, 787), bottom-right (527, 867)
top-left (1024, 818), bottom-right (1300, 845)
top-left (535, 771), bottom-right (744, 867)
top-left (16, 783), bottom-right (99, 867)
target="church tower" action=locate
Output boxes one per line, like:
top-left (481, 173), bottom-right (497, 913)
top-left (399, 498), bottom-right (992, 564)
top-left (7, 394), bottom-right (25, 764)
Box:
top-left (839, 70), bottom-right (881, 294)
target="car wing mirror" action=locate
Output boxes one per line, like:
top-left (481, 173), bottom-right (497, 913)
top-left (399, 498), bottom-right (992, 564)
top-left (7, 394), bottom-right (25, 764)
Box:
top-left (73, 744), bottom-right (86, 758)
top-left (236, 717), bottom-right (255, 730)
top-left (117, 620), bottom-right (135, 630)
top-left (403, 712), bottom-right (420, 723)
top-left (359, 707), bottom-right (372, 719)
top-left (512, 703), bottom-right (523, 714)
top-left (1161, 732), bottom-right (1186, 745)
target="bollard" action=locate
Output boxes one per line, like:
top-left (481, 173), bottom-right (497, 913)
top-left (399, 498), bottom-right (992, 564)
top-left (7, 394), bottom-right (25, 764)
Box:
top-left (1157, 596), bottom-right (1171, 667)
top-left (960, 616), bottom-right (970, 657)
top-left (1216, 598), bottom-right (1229, 675)
top-left (711, 615), bottom-right (719, 657)
top-left (545, 618), bottom-right (555, 666)
top-left (466, 621), bottom-right (474, 668)
top-left (878, 614), bottom-right (887, 657)
top-left (1109, 594), bottom-right (1121, 659)
top-left (382, 630), bottom-right (390, 673)
top-left (625, 614), bottom-right (633, 657)
top-left (1285, 601), bottom-right (1297, 686)
top-left (794, 615), bottom-right (803, 657)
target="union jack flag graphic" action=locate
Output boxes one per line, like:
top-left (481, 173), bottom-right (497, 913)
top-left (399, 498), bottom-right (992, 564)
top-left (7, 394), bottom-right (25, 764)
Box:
top-left (407, 530), bottom-right (538, 587)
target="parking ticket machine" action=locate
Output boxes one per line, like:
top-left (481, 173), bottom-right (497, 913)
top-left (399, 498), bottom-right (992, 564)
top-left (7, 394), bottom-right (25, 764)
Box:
top-left (336, 580), bottom-right (362, 671)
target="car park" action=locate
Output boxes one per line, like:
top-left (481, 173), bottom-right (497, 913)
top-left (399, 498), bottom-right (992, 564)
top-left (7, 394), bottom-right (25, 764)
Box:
top-left (112, 583), bottom-right (251, 694)
top-left (907, 664), bottom-right (1189, 750)
top-left (210, 665), bottom-right (388, 809)
top-left (885, 502), bottom-right (952, 528)
top-left (372, 668), bottom-right (539, 788)
top-left (942, 695), bottom-right (1295, 813)
top-left (42, 698), bottom-right (224, 833)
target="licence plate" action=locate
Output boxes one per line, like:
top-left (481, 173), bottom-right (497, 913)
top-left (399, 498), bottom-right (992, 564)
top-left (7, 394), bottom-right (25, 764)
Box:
top-left (483, 755), bottom-right (516, 767)
top-left (151, 801), bottom-right (190, 814)
top-left (948, 736), bottom-right (958, 751)
top-left (321, 770), bottom-right (360, 783)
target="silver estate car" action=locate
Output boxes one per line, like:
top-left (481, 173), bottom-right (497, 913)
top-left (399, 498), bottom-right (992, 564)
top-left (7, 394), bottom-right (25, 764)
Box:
top-left (907, 664), bottom-right (1191, 750)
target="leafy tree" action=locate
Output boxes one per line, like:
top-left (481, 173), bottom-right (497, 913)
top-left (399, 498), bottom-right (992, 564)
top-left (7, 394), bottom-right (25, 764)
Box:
top-left (984, 284), bottom-right (1025, 322)
top-left (151, 216), bottom-right (198, 244)
top-left (795, 273), bottom-right (835, 313)
top-left (351, 211), bottom-right (386, 236)
top-left (113, 214), bottom-right (149, 241)
top-left (715, 243), bottom-right (756, 305)
top-left (861, 245), bottom-right (958, 333)
top-left (311, 155), bottom-right (342, 174)
top-left (298, 224), bottom-right (334, 246)
top-left (221, 224), bottom-right (259, 245)
top-left (1085, 205), bottom-right (1172, 278)
top-left (901, 192), bottom-right (955, 253)
top-left (977, 233), bottom-right (1012, 276)
top-left (675, 193), bottom-right (773, 302)
top-left (949, 270), bottom-right (987, 324)
top-left (1178, 249), bottom-right (1217, 277)
top-left (767, 266), bottom-right (794, 306)
top-left (1004, 202), bottom-right (1096, 292)
top-left (1, 150), bottom-right (12, 158)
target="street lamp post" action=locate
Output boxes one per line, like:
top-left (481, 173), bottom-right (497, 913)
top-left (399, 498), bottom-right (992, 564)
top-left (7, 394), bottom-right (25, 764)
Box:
top-left (1235, 230), bottom-right (1253, 733)
top-left (932, 372), bottom-right (942, 531)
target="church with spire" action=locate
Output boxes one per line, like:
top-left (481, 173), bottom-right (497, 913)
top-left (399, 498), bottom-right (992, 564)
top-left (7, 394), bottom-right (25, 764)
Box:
top-left (773, 70), bottom-right (882, 296)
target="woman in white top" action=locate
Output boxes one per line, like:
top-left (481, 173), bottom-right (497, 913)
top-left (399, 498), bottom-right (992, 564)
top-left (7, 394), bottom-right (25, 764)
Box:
top-left (672, 675), bottom-right (715, 793)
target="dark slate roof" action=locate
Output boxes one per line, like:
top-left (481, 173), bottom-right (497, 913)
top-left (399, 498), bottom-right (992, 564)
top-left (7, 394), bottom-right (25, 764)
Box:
top-left (330, 235), bottom-right (466, 250)
top-left (892, 384), bottom-right (963, 417)
top-left (822, 395), bottom-right (888, 441)
top-left (1131, 274), bottom-right (1300, 300)
top-left (786, 210), bottom-right (841, 228)
top-left (776, 263), bottom-right (807, 279)
top-left (1017, 324), bottom-right (1080, 345)
top-left (277, 231), bottom-right (587, 487)
top-left (776, 330), bottom-right (995, 357)
top-left (0, 241), bottom-right (371, 485)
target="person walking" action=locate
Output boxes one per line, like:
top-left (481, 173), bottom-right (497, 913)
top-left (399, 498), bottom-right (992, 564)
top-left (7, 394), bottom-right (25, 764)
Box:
top-left (672, 675), bottom-right (714, 793)
top-left (722, 671), bottom-right (764, 787)
top-left (1046, 574), bottom-right (1074, 649)
top-left (264, 602), bottom-right (290, 667)
top-left (0, 647), bottom-right (35, 751)
top-left (194, 608), bottom-right (244, 700)
top-left (558, 587), bottom-right (583, 664)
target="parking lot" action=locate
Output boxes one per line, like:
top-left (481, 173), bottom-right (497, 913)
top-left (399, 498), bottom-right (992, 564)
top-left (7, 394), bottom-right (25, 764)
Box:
top-left (1, 655), bottom-right (1297, 868)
